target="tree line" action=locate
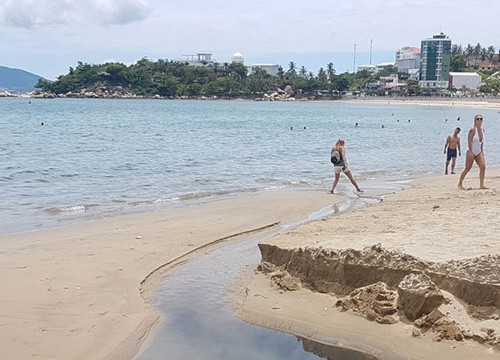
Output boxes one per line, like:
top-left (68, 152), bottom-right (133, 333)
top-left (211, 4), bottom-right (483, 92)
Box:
top-left (35, 42), bottom-right (500, 98)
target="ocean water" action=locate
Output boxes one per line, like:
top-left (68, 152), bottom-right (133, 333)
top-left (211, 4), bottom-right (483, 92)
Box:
top-left (1, 97), bottom-right (499, 235)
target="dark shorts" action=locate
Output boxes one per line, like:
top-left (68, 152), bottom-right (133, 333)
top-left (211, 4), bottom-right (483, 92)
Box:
top-left (447, 148), bottom-right (457, 161)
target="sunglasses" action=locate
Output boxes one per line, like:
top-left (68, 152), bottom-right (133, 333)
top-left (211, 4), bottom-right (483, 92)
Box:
top-left (476, 117), bottom-right (483, 121)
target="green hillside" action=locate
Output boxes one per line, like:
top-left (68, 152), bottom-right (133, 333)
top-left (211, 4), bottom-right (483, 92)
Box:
top-left (0, 66), bottom-right (46, 93)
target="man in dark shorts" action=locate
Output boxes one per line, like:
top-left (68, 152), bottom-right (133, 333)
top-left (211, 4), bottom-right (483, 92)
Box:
top-left (444, 127), bottom-right (461, 175)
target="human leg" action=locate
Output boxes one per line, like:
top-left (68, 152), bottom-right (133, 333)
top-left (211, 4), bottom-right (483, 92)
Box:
top-left (451, 157), bottom-right (457, 174)
top-left (475, 153), bottom-right (487, 189)
top-left (331, 173), bottom-right (340, 193)
top-left (445, 159), bottom-right (450, 175)
top-left (344, 170), bottom-right (362, 192)
top-left (458, 151), bottom-right (474, 189)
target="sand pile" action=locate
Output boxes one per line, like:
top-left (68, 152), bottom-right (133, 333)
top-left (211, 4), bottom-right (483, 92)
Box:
top-left (257, 243), bottom-right (500, 348)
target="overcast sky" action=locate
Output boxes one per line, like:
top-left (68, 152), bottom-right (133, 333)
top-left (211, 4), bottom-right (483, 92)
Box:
top-left (1, 0), bottom-right (499, 80)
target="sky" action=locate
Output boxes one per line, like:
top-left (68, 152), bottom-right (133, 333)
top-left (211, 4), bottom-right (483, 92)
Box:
top-left (1, 0), bottom-right (499, 80)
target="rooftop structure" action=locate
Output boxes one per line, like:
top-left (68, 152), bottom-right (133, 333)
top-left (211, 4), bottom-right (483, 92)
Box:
top-left (232, 52), bottom-right (244, 64)
top-left (182, 53), bottom-right (215, 67)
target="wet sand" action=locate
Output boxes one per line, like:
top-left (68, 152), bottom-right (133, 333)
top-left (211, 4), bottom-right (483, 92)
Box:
top-left (235, 168), bottom-right (500, 360)
top-left (0, 190), bottom-right (335, 360)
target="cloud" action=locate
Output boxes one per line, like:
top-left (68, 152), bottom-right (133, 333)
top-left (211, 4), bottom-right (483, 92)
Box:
top-left (0, 0), bottom-right (152, 28)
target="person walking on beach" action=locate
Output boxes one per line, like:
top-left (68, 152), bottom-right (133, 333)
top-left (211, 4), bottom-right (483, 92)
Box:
top-left (330, 139), bottom-right (362, 194)
top-left (458, 115), bottom-right (487, 189)
top-left (444, 127), bottom-right (461, 175)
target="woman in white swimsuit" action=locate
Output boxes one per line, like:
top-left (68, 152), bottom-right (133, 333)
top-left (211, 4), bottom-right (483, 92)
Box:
top-left (458, 114), bottom-right (487, 189)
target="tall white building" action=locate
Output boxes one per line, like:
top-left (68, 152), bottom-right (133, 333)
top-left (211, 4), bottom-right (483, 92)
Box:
top-left (396, 46), bottom-right (420, 74)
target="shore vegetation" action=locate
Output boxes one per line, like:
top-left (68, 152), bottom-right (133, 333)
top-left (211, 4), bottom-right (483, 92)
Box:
top-left (34, 42), bottom-right (500, 99)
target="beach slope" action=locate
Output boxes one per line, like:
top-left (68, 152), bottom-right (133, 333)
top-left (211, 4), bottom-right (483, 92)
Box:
top-left (236, 170), bottom-right (500, 360)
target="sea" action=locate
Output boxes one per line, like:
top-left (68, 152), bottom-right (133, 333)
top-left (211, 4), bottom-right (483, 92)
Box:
top-left (1, 97), bottom-right (499, 236)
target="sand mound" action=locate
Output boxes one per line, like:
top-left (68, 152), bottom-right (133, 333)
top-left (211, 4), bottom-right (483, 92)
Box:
top-left (258, 243), bottom-right (500, 348)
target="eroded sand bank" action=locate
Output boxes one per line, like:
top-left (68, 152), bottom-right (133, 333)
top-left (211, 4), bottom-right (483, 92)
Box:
top-left (235, 169), bottom-right (500, 360)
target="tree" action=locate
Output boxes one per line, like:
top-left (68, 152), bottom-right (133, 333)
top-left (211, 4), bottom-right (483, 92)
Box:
top-left (287, 61), bottom-right (297, 77)
top-left (326, 62), bottom-right (335, 82)
top-left (299, 66), bottom-right (308, 78)
top-left (317, 68), bottom-right (327, 86)
top-left (405, 80), bottom-right (421, 96)
top-left (487, 46), bottom-right (496, 63)
top-left (451, 54), bottom-right (467, 72)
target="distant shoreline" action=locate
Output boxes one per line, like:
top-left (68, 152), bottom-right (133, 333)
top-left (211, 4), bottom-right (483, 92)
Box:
top-left (3, 90), bottom-right (500, 110)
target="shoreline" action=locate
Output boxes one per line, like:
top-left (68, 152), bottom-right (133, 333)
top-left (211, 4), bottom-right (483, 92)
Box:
top-left (0, 189), bottom-right (336, 360)
top-left (235, 169), bottom-right (500, 359)
top-left (3, 93), bottom-right (500, 110)
top-left (335, 96), bottom-right (500, 109)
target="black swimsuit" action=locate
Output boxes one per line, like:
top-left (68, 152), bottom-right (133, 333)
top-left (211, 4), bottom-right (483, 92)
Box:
top-left (447, 148), bottom-right (457, 161)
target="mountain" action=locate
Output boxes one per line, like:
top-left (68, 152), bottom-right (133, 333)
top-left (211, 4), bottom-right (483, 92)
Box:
top-left (0, 66), bottom-right (47, 94)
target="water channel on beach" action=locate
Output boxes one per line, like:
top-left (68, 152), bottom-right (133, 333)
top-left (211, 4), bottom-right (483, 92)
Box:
top-left (134, 180), bottom-right (409, 360)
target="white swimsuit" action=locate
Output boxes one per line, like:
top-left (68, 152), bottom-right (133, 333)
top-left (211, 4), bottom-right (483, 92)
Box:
top-left (471, 131), bottom-right (483, 157)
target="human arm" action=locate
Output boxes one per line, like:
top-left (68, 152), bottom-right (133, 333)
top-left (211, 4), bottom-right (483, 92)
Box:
top-left (341, 148), bottom-right (348, 168)
top-left (458, 137), bottom-right (461, 156)
top-left (468, 128), bottom-right (474, 153)
top-left (444, 136), bottom-right (450, 153)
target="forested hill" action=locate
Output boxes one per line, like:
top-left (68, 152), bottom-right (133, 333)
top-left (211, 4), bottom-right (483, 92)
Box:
top-left (34, 58), bottom-right (380, 98)
top-left (0, 66), bottom-right (46, 93)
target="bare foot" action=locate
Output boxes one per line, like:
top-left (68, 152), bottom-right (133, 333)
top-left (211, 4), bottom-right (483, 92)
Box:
top-left (451, 171), bottom-right (456, 174)
top-left (458, 184), bottom-right (464, 189)
top-left (356, 188), bottom-right (363, 192)
top-left (480, 186), bottom-right (489, 190)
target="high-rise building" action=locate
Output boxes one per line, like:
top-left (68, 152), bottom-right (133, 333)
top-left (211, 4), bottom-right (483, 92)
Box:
top-left (396, 46), bottom-right (420, 75)
top-left (419, 33), bottom-right (452, 88)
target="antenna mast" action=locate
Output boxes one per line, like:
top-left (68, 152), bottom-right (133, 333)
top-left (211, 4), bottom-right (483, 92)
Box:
top-left (370, 39), bottom-right (373, 65)
top-left (353, 43), bottom-right (356, 72)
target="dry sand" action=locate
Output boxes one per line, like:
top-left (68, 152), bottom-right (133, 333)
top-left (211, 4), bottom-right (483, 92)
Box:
top-left (0, 190), bottom-right (335, 360)
top-left (235, 168), bottom-right (500, 360)
top-left (336, 97), bottom-right (500, 110)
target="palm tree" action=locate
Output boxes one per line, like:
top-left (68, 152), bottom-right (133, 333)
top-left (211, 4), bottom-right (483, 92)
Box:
top-left (287, 61), bottom-right (297, 76)
top-left (473, 43), bottom-right (483, 67)
top-left (299, 66), bottom-right (308, 78)
top-left (481, 47), bottom-right (488, 63)
top-left (465, 44), bottom-right (474, 67)
top-left (317, 68), bottom-right (327, 85)
top-left (326, 62), bottom-right (335, 82)
top-left (487, 46), bottom-right (496, 64)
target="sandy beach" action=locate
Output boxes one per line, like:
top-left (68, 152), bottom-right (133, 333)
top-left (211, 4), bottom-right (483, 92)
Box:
top-left (235, 168), bottom-right (500, 360)
top-left (336, 96), bottom-right (500, 110)
top-left (0, 190), bottom-right (335, 360)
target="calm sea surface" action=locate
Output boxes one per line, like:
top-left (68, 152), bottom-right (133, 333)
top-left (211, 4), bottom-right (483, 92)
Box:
top-left (1, 97), bottom-right (499, 235)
